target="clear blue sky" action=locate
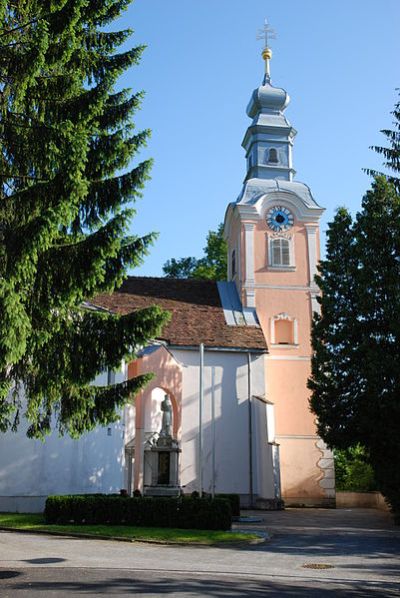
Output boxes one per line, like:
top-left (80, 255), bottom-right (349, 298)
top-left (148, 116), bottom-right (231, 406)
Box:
top-left (115, 0), bottom-right (400, 276)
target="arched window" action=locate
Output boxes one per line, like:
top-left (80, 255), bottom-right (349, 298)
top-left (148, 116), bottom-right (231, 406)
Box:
top-left (268, 147), bottom-right (279, 163)
top-left (271, 238), bottom-right (290, 267)
top-left (231, 249), bottom-right (236, 277)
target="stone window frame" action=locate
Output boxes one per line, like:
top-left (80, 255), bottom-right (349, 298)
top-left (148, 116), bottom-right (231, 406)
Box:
top-left (267, 232), bottom-right (295, 271)
top-left (270, 312), bottom-right (299, 348)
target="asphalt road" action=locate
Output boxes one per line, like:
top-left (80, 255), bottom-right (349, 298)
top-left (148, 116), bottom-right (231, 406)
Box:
top-left (1, 508), bottom-right (399, 597)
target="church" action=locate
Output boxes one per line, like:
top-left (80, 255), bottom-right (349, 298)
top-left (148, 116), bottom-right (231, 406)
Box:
top-left (0, 36), bottom-right (335, 512)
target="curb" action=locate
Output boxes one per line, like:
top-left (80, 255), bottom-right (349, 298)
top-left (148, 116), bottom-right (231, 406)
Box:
top-left (0, 526), bottom-right (265, 547)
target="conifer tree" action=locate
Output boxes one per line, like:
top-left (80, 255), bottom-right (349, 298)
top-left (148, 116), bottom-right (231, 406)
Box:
top-left (309, 177), bottom-right (400, 515)
top-left (364, 92), bottom-right (400, 190)
top-left (309, 207), bottom-right (361, 448)
top-left (311, 94), bottom-right (400, 516)
top-left (0, 1), bottom-right (169, 438)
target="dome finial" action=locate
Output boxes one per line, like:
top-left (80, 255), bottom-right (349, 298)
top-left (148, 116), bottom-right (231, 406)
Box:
top-left (257, 18), bottom-right (276, 83)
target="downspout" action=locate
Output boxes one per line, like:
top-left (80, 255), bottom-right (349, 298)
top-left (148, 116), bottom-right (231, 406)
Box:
top-left (247, 352), bottom-right (254, 508)
top-left (199, 343), bottom-right (204, 497)
top-left (211, 366), bottom-right (216, 498)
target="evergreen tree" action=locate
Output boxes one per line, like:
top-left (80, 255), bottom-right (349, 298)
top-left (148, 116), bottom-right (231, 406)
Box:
top-left (309, 177), bottom-right (400, 515)
top-left (163, 223), bottom-right (227, 280)
top-left (0, 1), bottom-right (169, 438)
top-left (309, 207), bottom-right (361, 449)
top-left (364, 92), bottom-right (400, 190)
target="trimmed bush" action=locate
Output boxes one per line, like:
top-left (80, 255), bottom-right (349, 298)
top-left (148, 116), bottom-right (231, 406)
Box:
top-left (44, 495), bottom-right (231, 531)
top-left (190, 492), bottom-right (240, 516)
top-left (216, 494), bottom-right (240, 517)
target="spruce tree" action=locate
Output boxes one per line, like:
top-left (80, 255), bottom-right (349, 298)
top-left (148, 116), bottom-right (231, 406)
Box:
top-left (0, 1), bottom-right (169, 438)
top-left (364, 92), bottom-right (400, 190)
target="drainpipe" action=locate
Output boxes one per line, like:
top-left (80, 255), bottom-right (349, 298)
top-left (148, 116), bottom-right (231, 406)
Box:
top-left (199, 343), bottom-right (204, 497)
top-left (247, 352), bottom-right (254, 508)
top-left (211, 366), bottom-right (216, 498)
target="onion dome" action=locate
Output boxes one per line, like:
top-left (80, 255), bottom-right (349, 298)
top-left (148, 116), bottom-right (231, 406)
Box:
top-left (247, 80), bottom-right (290, 118)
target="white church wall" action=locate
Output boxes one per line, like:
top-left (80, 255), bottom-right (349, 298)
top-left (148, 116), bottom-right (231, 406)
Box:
top-left (124, 402), bottom-right (136, 445)
top-left (171, 348), bottom-right (275, 501)
top-left (0, 367), bottom-right (127, 513)
top-left (253, 397), bottom-right (275, 500)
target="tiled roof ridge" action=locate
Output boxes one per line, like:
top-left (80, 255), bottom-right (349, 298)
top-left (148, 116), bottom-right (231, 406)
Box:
top-left (124, 275), bottom-right (217, 284)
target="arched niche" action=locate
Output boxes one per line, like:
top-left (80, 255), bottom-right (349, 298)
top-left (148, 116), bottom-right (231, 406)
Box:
top-left (144, 386), bottom-right (180, 439)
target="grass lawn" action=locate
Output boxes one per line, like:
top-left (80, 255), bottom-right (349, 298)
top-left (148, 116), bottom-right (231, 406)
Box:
top-left (0, 513), bottom-right (260, 545)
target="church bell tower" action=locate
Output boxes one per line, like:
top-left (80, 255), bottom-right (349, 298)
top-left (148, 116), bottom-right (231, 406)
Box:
top-left (224, 21), bottom-right (335, 506)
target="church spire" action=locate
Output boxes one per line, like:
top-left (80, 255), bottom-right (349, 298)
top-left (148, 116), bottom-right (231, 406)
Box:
top-left (242, 20), bottom-right (296, 182)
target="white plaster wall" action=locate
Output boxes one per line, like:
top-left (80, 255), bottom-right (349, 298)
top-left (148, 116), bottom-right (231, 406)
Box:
top-left (0, 366), bottom-right (127, 512)
top-left (124, 402), bottom-right (136, 445)
top-left (171, 349), bottom-right (274, 500)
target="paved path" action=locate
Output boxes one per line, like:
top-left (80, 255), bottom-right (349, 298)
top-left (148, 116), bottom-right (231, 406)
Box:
top-left (0, 508), bottom-right (399, 596)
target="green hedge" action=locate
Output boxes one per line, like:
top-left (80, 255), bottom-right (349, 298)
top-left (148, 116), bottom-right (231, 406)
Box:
top-left (190, 492), bottom-right (240, 516)
top-left (44, 495), bottom-right (231, 531)
top-left (216, 494), bottom-right (240, 517)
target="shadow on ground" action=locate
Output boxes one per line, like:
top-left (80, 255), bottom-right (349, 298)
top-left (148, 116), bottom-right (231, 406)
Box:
top-left (3, 569), bottom-right (400, 597)
top-left (235, 508), bottom-right (400, 572)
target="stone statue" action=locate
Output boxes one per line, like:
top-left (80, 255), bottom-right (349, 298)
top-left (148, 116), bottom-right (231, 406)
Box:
top-left (160, 394), bottom-right (173, 437)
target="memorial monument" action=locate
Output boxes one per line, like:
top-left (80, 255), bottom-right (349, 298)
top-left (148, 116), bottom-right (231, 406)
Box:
top-left (143, 394), bottom-right (181, 497)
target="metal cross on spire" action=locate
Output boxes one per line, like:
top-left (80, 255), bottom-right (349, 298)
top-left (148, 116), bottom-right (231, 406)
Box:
top-left (256, 19), bottom-right (276, 82)
top-left (257, 18), bottom-right (276, 49)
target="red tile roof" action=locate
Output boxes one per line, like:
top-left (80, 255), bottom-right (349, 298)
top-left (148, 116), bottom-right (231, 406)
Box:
top-left (93, 277), bottom-right (267, 351)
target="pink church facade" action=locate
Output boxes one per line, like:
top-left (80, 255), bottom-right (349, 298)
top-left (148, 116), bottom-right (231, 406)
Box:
top-left (225, 195), bottom-right (333, 506)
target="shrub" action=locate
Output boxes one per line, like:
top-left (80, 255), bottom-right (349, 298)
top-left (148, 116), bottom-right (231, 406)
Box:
top-left (334, 446), bottom-right (377, 492)
top-left (44, 495), bottom-right (231, 530)
top-left (216, 494), bottom-right (240, 517)
top-left (188, 492), bottom-right (240, 516)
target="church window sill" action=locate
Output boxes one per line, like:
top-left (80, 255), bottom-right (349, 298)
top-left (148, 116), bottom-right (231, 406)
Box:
top-left (271, 343), bottom-right (299, 349)
top-left (268, 266), bottom-right (296, 272)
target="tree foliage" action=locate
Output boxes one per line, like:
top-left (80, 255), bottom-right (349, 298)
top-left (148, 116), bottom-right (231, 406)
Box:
top-left (0, 1), bottom-right (169, 438)
top-left (334, 446), bottom-right (376, 493)
top-left (309, 176), bottom-right (400, 513)
top-left (364, 92), bottom-right (400, 191)
top-left (310, 95), bottom-right (400, 516)
top-left (163, 223), bottom-right (227, 280)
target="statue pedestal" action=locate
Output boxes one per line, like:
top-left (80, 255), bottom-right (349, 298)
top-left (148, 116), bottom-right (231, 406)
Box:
top-left (143, 434), bottom-right (181, 497)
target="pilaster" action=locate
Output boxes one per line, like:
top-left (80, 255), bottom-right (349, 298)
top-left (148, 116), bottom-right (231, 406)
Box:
top-left (304, 223), bottom-right (319, 288)
top-left (243, 222), bottom-right (255, 307)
